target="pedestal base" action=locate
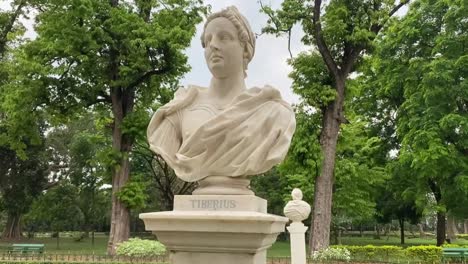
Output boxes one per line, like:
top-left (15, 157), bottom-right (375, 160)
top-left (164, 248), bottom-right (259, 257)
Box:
top-left (171, 251), bottom-right (266, 264)
top-left (140, 195), bottom-right (288, 264)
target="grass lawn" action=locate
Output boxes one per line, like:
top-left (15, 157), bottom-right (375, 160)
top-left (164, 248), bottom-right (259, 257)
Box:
top-left (340, 236), bottom-right (468, 247)
top-left (1, 235), bottom-right (466, 257)
top-left (0, 236), bottom-right (109, 255)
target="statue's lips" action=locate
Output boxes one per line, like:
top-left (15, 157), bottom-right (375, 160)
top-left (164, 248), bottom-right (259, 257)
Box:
top-left (210, 55), bottom-right (223, 61)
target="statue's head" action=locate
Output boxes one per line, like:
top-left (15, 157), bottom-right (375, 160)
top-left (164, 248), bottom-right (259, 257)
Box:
top-left (201, 6), bottom-right (256, 79)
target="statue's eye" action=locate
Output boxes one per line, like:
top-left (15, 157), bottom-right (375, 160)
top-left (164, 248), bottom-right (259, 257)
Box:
top-left (205, 35), bottom-right (212, 45)
top-left (220, 33), bottom-right (231, 41)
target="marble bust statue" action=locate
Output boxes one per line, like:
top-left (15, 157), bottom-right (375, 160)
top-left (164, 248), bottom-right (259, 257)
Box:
top-left (147, 6), bottom-right (296, 195)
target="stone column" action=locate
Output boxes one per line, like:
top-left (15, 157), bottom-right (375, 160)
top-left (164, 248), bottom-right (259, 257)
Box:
top-left (284, 189), bottom-right (311, 264)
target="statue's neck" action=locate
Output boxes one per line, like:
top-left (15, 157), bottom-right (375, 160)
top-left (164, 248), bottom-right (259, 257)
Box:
top-left (208, 74), bottom-right (246, 105)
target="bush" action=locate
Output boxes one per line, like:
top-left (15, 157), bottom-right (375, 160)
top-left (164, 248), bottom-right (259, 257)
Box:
top-left (442, 243), bottom-right (468, 248)
top-left (116, 238), bottom-right (166, 257)
top-left (311, 247), bottom-right (351, 262)
top-left (457, 234), bottom-right (468, 240)
top-left (332, 245), bottom-right (404, 261)
top-left (405, 245), bottom-right (442, 263)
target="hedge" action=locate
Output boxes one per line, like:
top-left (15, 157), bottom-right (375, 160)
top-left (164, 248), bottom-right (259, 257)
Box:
top-left (332, 245), bottom-right (447, 262)
top-left (406, 245), bottom-right (442, 263)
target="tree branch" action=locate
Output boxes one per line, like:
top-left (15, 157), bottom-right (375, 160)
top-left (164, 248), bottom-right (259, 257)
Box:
top-left (0, 0), bottom-right (25, 57)
top-left (126, 68), bottom-right (170, 93)
top-left (312, 0), bottom-right (340, 79)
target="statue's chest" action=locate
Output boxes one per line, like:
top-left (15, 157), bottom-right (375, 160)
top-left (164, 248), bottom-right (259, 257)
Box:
top-left (181, 104), bottom-right (220, 141)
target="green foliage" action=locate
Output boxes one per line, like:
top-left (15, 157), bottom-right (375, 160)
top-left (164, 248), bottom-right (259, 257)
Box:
top-left (457, 234), bottom-right (468, 240)
top-left (357, 0), bottom-right (468, 223)
top-left (442, 244), bottom-right (468, 248)
top-left (333, 245), bottom-right (405, 260)
top-left (311, 247), bottom-right (351, 262)
top-left (278, 106), bottom-right (321, 204)
top-left (279, 106), bottom-right (387, 226)
top-left (288, 52), bottom-right (336, 109)
top-left (116, 175), bottom-right (149, 210)
top-left (251, 168), bottom-right (288, 215)
top-left (405, 245), bottom-right (442, 263)
top-left (0, 125), bottom-right (48, 237)
top-left (25, 183), bottom-right (84, 232)
top-left (116, 238), bottom-right (166, 257)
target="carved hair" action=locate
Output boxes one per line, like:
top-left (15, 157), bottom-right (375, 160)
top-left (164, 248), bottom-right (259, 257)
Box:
top-left (201, 6), bottom-right (256, 77)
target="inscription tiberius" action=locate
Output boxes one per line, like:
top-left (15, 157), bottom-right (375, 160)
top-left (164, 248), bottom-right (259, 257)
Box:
top-left (190, 199), bottom-right (236, 210)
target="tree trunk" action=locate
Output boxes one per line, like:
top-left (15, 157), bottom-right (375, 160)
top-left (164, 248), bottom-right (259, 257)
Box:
top-left (446, 213), bottom-right (458, 242)
top-left (310, 78), bottom-right (344, 253)
top-left (436, 211), bottom-right (446, 246)
top-left (375, 224), bottom-right (381, 239)
top-left (399, 218), bottom-right (405, 244)
top-left (1, 213), bottom-right (22, 239)
top-left (106, 103), bottom-right (132, 255)
top-left (418, 223), bottom-right (425, 238)
top-left (464, 219), bottom-right (468, 234)
top-left (310, 106), bottom-right (340, 252)
top-left (429, 180), bottom-right (446, 246)
top-left (105, 0), bottom-right (135, 254)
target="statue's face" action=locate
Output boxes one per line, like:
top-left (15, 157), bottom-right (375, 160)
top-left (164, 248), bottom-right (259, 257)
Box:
top-left (203, 17), bottom-right (244, 79)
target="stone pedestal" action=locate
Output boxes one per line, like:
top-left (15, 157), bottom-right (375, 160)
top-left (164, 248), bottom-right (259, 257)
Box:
top-left (287, 222), bottom-right (308, 264)
top-left (140, 195), bottom-right (288, 264)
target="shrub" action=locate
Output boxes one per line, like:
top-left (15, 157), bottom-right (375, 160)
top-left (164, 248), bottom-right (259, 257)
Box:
top-left (332, 245), bottom-right (404, 260)
top-left (116, 238), bottom-right (166, 257)
top-left (442, 243), bottom-right (468, 248)
top-left (405, 245), bottom-right (442, 263)
top-left (456, 234), bottom-right (468, 240)
top-left (311, 247), bottom-right (351, 262)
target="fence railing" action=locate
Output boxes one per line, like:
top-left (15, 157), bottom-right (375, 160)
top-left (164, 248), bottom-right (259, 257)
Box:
top-left (0, 253), bottom-right (459, 264)
top-left (0, 253), bottom-right (167, 263)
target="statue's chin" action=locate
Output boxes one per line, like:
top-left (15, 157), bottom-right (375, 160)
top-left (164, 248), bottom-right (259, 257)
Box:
top-left (208, 67), bottom-right (229, 79)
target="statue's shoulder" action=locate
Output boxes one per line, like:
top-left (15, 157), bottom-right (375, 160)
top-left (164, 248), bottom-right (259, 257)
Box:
top-left (161, 85), bottom-right (206, 116)
top-left (247, 85), bottom-right (293, 112)
top-left (174, 85), bottom-right (207, 99)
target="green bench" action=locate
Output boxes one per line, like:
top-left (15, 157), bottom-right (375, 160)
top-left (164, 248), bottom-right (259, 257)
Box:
top-left (10, 244), bottom-right (45, 254)
top-left (442, 248), bottom-right (468, 262)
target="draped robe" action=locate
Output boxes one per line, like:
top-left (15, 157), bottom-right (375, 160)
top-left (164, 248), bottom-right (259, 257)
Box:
top-left (147, 85), bottom-right (296, 182)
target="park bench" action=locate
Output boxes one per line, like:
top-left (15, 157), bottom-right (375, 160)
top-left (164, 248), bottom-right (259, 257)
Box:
top-left (442, 248), bottom-right (468, 262)
top-left (10, 244), bottom-right (44, 254)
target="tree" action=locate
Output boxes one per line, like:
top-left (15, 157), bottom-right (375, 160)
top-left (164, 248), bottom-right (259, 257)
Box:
top-left (25, 182), bottom-right (84, 249)
top-left (279, 105), bottom-right (387, 246)
top-left (374, 161), bottom-right (424, 244)
top-left (260, 0), bottom-right (409, 251)
top-left (0, 138), bottom-right (48, 239)
top-left (11, 0), bottom-right (207, 254)
top-left (46, 113), bottom-right (112, 237)
top-left (358, 0), bottom-right (468, 246)
top-left (0, 0), bottom-right (27, 57)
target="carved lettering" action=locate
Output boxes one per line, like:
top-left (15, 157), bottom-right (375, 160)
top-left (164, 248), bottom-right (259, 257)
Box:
top-left (189, 199), bottom-right (237, 210)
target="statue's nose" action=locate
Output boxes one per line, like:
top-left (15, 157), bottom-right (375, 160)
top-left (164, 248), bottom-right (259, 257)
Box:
top-left (209, 38), bottom-right (220, 51)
